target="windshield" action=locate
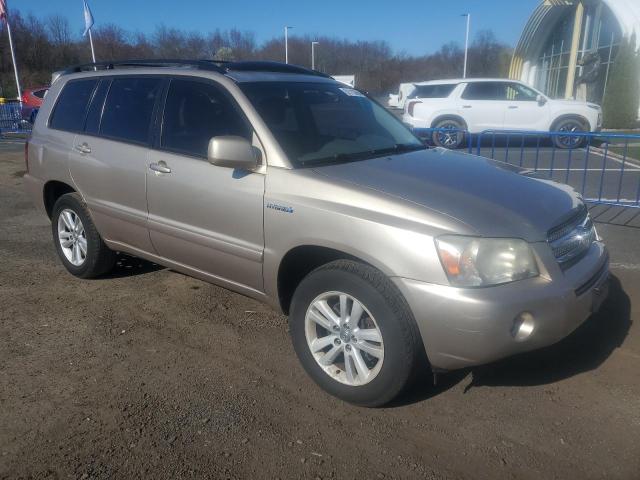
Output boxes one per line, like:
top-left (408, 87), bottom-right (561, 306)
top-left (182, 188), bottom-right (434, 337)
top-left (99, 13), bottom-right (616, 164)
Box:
top-left (239, 81), bottom-right (425, 167)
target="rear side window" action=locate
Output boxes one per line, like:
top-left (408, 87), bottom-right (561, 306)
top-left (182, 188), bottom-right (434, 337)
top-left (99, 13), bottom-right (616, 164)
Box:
top-left (100, 77), bottom-right (163, 144)
top-left (461, 82), bottom-right (506, 100)
top-left (49, 79), bottom-right (98, 132)
top-left (409, 84), bottom-right (457, 99)
top-left (161, 79), bottom-right (250, 157)
top-left (33, 89), bottom-right (48, 99)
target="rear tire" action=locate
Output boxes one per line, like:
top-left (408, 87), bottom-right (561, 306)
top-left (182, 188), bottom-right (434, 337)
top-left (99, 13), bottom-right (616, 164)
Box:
top-left (552, 118), bottom-right (588, 149)
top-left (432, 118), bottom-right (466, 149)
top-left (51, 193), bottom-right (116, 278)
top-left (289, 260), bottom-right (425, 407)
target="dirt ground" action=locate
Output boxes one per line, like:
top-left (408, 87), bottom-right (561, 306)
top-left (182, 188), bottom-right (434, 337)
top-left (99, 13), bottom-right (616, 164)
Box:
top-left (1, 140), bottom-right (639, 479)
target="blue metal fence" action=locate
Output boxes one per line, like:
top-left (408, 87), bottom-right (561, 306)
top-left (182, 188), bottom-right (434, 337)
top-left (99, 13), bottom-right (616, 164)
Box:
top-left (0, 103), bottom-right (34, 135)
top-left (414, 128), bottom-right (640, 208)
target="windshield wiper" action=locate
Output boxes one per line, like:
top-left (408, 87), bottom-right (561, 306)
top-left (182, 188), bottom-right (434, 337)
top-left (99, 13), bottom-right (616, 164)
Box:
top-left (375, 143), bottom-right (426, 155)
top-left (299, 151), bottom-right (372, 167)
top-left (298, 143), bottom-right (426, 167)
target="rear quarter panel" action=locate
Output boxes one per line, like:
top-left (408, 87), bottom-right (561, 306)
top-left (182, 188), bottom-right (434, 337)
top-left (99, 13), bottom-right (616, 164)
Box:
top-left (24, 80), bottom-right (77, 214)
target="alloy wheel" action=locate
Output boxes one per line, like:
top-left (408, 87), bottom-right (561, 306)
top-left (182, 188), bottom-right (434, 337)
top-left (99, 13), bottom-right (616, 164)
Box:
top-left (557, 121), bottom-right (584, 148)
top-left (304, 291), bottom-right (384, 386)
top-left (57, 208), bottom-right (87, 266)
top-left (436, 122), bottom-right (462, 148)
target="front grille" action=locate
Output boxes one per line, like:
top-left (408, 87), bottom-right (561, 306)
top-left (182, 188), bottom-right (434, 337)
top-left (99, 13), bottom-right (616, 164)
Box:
top-left (547, 205), bottom-right (596, 268)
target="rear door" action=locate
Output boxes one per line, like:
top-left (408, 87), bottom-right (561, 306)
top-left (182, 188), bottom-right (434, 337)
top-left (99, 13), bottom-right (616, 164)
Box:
top-left (45, 78), bottom-right (97, 191)
top-left (146, 77), bottom-right (265, 291)
top-left (69, 76), bottom-right (164, 253)
top-left (459, 82), bottom-right (507, 132)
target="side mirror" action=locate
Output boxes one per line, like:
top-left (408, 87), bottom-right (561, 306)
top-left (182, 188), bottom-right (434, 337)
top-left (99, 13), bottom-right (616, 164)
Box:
top-left (207, 136), bottom-right (259, 170)
top-left (536, 94), bottom-right (547, 106)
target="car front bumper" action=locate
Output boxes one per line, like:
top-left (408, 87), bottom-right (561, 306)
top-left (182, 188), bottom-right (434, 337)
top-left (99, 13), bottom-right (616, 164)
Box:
top-left (392, 241), bottom-right (609, 371)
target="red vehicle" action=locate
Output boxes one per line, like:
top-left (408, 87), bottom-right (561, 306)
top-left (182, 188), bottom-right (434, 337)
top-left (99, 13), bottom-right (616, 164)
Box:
top-left (21, 86), bottom-right (49, 108)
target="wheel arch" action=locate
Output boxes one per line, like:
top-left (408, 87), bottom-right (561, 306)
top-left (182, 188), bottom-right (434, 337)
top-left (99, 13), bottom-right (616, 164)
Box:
top-left (550, 114), bottom-right (591, 132)
top-left (277, 245), bottom-right (384, 315)
top-left (430, 114), bottom-right (468, 131)
top-left (43, 180), bottom-right (76, 219)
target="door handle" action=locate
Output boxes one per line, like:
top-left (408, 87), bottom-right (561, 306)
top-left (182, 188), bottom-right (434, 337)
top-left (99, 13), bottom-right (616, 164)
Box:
top-left (74, 143), bottom-right (91, 154)
top-left (149, 161), bottom-right (171, 174)
top-left (462, 105), bottom-right (472, 109)
top-left (508, 105), bottom-right (519, 109)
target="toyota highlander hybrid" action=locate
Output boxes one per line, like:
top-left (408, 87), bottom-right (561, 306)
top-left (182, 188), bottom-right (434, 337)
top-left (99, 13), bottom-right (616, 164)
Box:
top-left (24, 60), bottom-right (609, 406)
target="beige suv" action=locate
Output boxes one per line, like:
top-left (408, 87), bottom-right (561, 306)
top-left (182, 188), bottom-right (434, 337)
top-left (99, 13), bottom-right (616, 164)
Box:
top-left (24, 60), bottom-right (609, 406)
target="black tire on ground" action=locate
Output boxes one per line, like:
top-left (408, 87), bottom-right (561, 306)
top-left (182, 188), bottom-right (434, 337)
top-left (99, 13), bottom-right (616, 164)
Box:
top-left (431, 118), bottom-right (466, 149)
top-left (552, 118), bottom-right (588, 149)
top-left (289, 260), bottom-right (426, 407)
top-left (51, 192), bottom-right (116, 278)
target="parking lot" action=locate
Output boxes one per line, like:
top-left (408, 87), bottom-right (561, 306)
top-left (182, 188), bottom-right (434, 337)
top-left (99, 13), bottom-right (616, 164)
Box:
top-left (1, 140), bottom-right (640, 479)
top-left (477, 144), bottom-right (640, 206)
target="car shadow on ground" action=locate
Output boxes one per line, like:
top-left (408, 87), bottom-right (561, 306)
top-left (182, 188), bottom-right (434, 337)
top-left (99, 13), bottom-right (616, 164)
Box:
top-left (102, 253), bottom-right (164, 279)
top-left (391, 275), bottom-right (631, 406)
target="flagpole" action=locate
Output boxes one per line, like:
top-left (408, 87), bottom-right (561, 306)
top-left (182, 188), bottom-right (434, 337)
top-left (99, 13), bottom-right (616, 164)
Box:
top-left (5, 17), bottom-right (22, 102)
top-left (87, 28), bottom-right (96, 63)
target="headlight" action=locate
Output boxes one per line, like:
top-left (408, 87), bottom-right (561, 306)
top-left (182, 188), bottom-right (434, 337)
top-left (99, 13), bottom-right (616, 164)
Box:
top-left (435, 236), bottom-right (539, 287)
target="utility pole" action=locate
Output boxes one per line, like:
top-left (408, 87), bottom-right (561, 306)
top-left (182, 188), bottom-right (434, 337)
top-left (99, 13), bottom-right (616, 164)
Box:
top-left (284, 26), bottom-right (293, 64)
top-left (311, 41), bottom-right (319, 70)
top-left (462, 13), bottom-right (470, 78)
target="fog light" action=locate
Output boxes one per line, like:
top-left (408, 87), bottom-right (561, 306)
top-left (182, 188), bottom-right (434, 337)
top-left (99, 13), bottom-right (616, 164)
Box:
top-left (511, 312), bottom-right (535, 341)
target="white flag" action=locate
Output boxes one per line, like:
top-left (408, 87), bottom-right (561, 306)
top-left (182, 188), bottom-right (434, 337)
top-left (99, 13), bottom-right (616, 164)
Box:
top-left (82, 0), bottom-right (94, 36)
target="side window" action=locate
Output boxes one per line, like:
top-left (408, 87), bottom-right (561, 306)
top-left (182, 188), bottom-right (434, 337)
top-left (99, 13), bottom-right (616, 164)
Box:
top-left (33, 89), bottom-right (48, 99)
top-left (161, 79), bottom-right (250, 158)
top-left (49, 79), bottom-right (98, 132)
top-left (84, 80), bottom-right (110, 135)
top-left (506, 83), bottom-right (538, 101)
top-left (461, 82), bottom-right (506, 101)
top-left (100, 77), bottom-right (163, 144)
top-left (409, 84), bottom-right (457, 99)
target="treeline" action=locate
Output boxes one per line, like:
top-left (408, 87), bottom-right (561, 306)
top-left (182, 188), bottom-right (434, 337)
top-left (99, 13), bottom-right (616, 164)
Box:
top-left (0, 10), bottom-right (512, 97)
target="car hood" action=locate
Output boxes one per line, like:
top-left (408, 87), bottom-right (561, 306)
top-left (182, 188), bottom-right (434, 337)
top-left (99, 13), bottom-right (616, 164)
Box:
top-left (548, 98), bottom-right (600, 109)
top-left (311, 148), bottom-right (583, 242)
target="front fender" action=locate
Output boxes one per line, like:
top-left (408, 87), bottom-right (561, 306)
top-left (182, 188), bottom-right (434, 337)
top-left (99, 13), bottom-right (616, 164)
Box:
top-left (262, 167), bottom-right (465, 307)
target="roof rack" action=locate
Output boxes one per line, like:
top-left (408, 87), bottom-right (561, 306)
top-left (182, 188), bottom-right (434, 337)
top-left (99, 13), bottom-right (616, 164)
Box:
top-left (62, 59), bottom-right (229, 75)
top-left (226, 61), bottom-right (332, 78)
top-left (61, 59), bottom-right (332, 79)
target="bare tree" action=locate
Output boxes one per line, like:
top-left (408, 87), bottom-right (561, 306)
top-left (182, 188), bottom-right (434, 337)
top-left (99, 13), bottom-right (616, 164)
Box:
top-left (0, 9), bottom-right (512, 95)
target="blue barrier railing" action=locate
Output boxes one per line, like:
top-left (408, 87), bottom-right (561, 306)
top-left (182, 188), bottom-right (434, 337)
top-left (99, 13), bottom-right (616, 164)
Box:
top-left (0, 103), bottom-right (34, 135)
top-left (414, 127), bottom-right (640, 208)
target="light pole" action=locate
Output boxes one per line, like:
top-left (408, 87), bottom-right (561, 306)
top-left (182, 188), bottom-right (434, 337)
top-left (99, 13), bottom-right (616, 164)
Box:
top-left (311, 41), bottom-right (319, 70)
top-left (462, 13), bottom-right (470, 78)
top-left (284, 26), bottom-right (294, 64)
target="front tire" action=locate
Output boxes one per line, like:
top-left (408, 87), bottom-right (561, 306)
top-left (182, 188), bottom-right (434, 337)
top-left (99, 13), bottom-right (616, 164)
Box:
top-left (289, 260), bottom-right (424, 407)
top-left (552, 118), bottom-right (588, 149)
top-left (51, 193), bottom-right (116, 278)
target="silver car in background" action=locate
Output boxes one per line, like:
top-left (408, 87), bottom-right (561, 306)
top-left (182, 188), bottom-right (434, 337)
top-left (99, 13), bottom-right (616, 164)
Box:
top-left (24, 60), bottom-right (609, 406)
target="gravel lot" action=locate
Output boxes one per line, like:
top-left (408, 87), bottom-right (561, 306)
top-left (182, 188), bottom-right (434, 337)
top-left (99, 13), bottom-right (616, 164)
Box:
top-left (1, 140), bottom-right (639, 479)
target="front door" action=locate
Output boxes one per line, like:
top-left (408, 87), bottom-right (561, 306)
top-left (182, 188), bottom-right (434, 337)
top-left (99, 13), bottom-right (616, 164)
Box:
top-left (146, 77), bottom-right (265, 291)
top-left (502, 82), bottom-right (549, 131)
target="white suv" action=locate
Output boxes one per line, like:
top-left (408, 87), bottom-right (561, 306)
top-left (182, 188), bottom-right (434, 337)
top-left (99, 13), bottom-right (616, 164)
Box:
top-left (402, 79), bottom-right (603, 149)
